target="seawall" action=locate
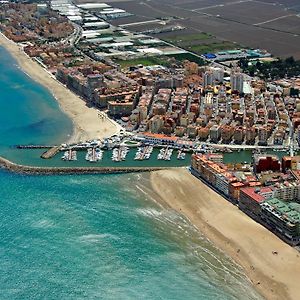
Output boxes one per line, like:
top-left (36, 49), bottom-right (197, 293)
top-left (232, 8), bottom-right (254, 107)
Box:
top-left (0, 156), bottom-right (169, 175)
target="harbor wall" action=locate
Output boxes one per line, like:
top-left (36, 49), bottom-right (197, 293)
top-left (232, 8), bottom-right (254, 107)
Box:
top-left (0, 156), bottom-right (169, 175)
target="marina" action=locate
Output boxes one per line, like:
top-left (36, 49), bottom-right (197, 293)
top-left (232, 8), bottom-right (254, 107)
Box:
top-left (85, 148), bottom-right (103, 163)
top-left (158, 147), bottom-right (173, 161)
top-left (61, 149), bottom-right (77, 161)
top-left (13, 128), bottom-right (295, 170)
top-left (112, 146), bottom-right (130, 162)
top-left (9, 147), bottom-right (192, 169)
top-left (134, 146), bottom-right (153, 161)
top-left (11, 135), bottom-right (293, 170)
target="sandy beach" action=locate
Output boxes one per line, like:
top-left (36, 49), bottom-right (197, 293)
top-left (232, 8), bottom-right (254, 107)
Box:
top-left (149, 168), bottom-right (300, 300)
top-left (0, 33), bottom-right (120, 143)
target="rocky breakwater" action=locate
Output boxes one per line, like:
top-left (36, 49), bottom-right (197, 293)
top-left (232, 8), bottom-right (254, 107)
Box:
top-left (0, 156), bottom-right (169, 175)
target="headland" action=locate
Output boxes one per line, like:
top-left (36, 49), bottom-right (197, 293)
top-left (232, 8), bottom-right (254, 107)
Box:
top-left (150, 168), bottom-right (300, 300)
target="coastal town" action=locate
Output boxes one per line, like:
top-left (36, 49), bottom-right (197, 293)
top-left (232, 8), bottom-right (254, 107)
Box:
top-left (0, 1), bottom-right (300, 246)
top-left (1, 1), bottom-right (300, 300)
top-left (191, 153), bottom-right (300, 246)
top-left (0, 1), bottom-right (299, 151)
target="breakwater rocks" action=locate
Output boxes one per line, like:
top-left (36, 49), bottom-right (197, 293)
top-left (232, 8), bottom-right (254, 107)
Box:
top-left (0, 156), bottom-right (168, 175)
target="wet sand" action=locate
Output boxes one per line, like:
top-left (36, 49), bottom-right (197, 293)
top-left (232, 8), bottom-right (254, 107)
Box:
top-left (150, 168), bottom-right (300, 300)
top-left (0, 33), bottom-right (120, 143)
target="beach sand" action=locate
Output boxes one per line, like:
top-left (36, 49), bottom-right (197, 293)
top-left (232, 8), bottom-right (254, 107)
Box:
top-left (0, 33), bottom-right (120, 143)
top-left (150, 168), bottom-right (300, 300)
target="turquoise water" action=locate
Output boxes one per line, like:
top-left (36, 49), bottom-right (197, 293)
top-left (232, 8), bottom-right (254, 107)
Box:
top-left (0, 46), bottom-right (73, 162)
top-left (0, 45), bottom-right (263, 299)
top-left (0, 172), bottom-right (262, 300)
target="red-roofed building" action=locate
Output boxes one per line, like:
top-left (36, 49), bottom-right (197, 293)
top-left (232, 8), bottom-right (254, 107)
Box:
top-left (239, 187), bottom-right (274, 219)
top-left (215, 172), bottom-right (238, 197)
top-left (282, 156), bottom-right (292, 173)
top-left (229, 182), bottom-right (246, 202)
top-left (254, 155), bottom-right (281, 173)
top-left (136, 132), bottom-right (178, 145)
top-left (248, 181), bottom-right (262, 187)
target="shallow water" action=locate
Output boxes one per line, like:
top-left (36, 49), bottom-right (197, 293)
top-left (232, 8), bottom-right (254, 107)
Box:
top-left (0, 45), bottom-right (263, 299)
top-left (0, 171), bottom-right (263, 299)
top-left (0, 46), bottom-right (73, 161)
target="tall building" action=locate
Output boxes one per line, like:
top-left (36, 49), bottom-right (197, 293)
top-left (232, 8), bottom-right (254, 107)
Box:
top-left (210, 125), bottom-right (221, 142)
top-left (203, 70), bottom-right (214, 88)
top-left (203, 67), bottom-right (224, 87)
top-left (212, 67), bottom-right (224, 82)
top-left (239, 187), bottom-right (274, 219)
top-left (234, 126), bottom-right (244, 144)
top-left (149, 115), bottom-right (164, 133)
top-left (258, 126), bottom-right (268, 145)
top-left (230, 69), bottom-right (244, 93)
top-left (245, 127), bottom-right (256, 144)
top-left (87, 74), bottom-right (104, 102)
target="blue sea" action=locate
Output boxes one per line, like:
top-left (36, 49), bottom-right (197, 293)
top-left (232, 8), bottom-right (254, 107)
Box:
top-left (0, 46), bottom-right (263, 299)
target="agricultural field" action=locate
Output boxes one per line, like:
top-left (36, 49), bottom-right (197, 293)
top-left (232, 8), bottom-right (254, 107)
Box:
top-left (258, 16), bottom-right (300, 35)
top-left (188, 41), bottom-right (239, 55)
top-left (163, 32), bottom-right (213, 44)
top-left (258, 0), bottom-right (300, 11)
top-left (198, 1), bottom-right (291, 25)
top-left (106, 0), bottom-right (300, 59)
top-left (108, 1), bottom-right (170, 19)
top-left (158, 31), bottom-right (238, 55)
top-left (110, 15), bottom-right (152, 26)
top-left (168, 0), bottom-right (245, 10)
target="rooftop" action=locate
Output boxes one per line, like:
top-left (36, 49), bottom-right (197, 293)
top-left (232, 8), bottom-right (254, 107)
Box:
top-left (142, 132), bottom-right (178, 141)
top-left (241, 187), bottom-right (273, 203)
top-left (263, 198), bottom-right (300, 224)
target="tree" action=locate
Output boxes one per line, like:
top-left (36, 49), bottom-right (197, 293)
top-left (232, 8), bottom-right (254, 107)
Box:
top-left (285, 56), bottom-right (295, 65)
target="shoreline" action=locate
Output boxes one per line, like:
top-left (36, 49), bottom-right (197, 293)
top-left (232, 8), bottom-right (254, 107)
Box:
top-left (0, 33), bottom-right (120, 144)
top-left (149, 168), bottom-right (300, 300)
top-left (1, 24), bottom-right (299, 300)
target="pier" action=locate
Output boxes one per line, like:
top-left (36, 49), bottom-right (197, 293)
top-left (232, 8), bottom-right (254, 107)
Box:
top-left (16, 145), bottom-right (55, 149)
top-left (41, 146), bottom-right (61, 159)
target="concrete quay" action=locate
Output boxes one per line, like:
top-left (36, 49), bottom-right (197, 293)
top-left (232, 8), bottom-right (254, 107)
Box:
top-left (41, 146), bottom-right (61, 159)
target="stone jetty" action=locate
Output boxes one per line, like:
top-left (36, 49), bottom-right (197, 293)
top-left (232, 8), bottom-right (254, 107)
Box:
top-left (41, 146), bottom-right (60, 159)
top-left (0, 156), bottom-right (169, 175)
